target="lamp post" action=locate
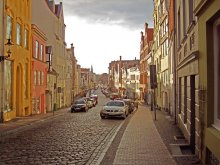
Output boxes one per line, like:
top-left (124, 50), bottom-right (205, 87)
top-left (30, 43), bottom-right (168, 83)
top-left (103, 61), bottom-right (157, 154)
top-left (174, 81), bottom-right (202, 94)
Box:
top-left (0, 39), bottom-right (13, 62)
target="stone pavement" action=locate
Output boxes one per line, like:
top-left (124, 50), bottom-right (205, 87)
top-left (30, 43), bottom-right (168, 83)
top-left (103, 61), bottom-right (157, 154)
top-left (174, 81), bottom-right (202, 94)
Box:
top-left (112, 105), bottom-right (177, 165)
top-left (0, 108), bottom-right (68, 138)
top-left (0, 104), bottom-right (201, 165)
top-left (148, 104), bottom-right (201, 165)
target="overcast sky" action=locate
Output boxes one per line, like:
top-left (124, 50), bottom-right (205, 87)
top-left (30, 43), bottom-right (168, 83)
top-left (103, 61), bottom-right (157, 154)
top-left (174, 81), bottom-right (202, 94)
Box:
top-left (56, 0), bottom-right (154, 74)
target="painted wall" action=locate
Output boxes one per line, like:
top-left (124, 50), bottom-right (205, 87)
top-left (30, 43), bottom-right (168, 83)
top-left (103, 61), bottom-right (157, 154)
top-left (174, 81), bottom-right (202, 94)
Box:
top-left (0, 1), bottom-right (3, 122)
top-left (175, 0), bottom-right (200, 157)
top-left (3, 0), bottom-right (32, 121)
top-left (31, 24), bottom-right (47, 114)
top-left (32, 0), bottom-right (66, 109)
top-left (196, 0), bottom-right (220, 163)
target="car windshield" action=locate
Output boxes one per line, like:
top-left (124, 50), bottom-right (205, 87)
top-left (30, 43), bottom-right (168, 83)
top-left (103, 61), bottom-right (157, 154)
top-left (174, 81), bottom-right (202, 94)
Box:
top-left (75, 100), bottom-right (85, 104)
top-left (106, 101), bottom-right (124, 107)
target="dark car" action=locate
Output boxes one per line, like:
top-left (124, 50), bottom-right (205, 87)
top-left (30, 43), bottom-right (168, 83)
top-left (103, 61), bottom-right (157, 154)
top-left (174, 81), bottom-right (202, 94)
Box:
top-left (71, 99), bottom-right (89, 112)
top-left (123, 99), bottom-right (135, 113)
top-left (110, 93), bottom-right (120, 100)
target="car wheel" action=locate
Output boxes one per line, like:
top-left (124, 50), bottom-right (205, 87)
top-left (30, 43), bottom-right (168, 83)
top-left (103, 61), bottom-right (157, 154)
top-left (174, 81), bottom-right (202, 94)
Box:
top-left (122, 113), bottom-right (126, 119)
top-left (101, 116), bottom-right (105, 119)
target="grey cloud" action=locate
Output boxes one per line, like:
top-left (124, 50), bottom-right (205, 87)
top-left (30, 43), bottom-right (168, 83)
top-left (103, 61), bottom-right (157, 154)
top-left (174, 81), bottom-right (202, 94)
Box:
top-left (60, 0), bottom-right (154, 29)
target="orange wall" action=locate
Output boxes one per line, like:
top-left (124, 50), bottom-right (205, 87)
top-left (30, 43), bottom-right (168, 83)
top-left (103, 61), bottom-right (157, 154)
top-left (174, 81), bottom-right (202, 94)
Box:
top-left (31, 25), bottom-right (47, 114)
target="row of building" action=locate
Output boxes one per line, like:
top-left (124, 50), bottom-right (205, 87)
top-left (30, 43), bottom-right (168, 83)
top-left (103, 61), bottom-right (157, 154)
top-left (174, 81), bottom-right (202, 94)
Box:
top-left (108, 0), bottom-right (220, 164)
top-left (0, 0), bottom-right (96, 122)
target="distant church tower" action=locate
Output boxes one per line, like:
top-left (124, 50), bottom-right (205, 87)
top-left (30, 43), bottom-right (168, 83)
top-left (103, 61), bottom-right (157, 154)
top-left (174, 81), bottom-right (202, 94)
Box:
top-left (91, 65), bottom-right (93, 73)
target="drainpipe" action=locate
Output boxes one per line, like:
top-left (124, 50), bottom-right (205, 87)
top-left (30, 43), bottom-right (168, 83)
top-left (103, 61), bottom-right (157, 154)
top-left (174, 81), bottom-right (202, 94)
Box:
top-left (0, 0), bottom-right (5, 123)
top-left (173, 0), bottom-right (177, 124)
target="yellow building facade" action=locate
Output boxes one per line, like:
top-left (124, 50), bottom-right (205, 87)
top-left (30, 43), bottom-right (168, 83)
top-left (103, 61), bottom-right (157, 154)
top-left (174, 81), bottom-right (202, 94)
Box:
top-left (175, 0), bottom-right (200, 156)
top-left (153, 0), bottom-right (171, 113)
top-left (1, 0), bottom-right (32, 122)
top-left (195, 0), bottom-right (220, 163)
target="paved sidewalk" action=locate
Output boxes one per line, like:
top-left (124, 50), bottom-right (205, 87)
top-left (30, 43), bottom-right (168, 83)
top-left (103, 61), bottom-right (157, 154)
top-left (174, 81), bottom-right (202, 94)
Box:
top-left (113, 105), bottom-right (177, 165)
top-left (149, 104), bottom-right (201, 165)
top-left (0, 108), bottom-right (69, 138)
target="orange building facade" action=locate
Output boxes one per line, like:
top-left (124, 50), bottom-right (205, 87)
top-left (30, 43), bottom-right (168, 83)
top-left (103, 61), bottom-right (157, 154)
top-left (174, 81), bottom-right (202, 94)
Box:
top-left (31, 24), bottom-right (47, 114)
top-left (139, 23), bottom-right (153, 102)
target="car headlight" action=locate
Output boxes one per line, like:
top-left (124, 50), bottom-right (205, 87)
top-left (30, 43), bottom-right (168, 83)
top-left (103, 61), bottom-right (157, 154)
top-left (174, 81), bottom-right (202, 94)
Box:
top-left (101, 109), bottom-right (106, 112)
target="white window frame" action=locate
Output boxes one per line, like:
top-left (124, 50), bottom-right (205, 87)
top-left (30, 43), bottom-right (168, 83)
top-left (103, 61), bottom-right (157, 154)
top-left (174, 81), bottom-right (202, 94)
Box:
top-left (41, 71), bottom-right (44, 85)
top-left (213, 19), bottom-right (220, 130)
top-left (35, 41), bottom-right (39, 58)
top-left (38, 71), bottom-right (41, 85)
top-left (16, 23), bottom-right (21, 45)
top-left (34, 71), bottom-right (37, 85)
top-left (6, 15), bottom-right (12, 40)
top-left (24, 28), bottom-right (28, 49)
top-left (40, 45), bottom-right (43, 61)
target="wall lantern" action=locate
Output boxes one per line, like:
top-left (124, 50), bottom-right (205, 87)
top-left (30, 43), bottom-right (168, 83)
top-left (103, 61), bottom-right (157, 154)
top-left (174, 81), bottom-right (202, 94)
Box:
top-left (0, 39), bottom-right (13, 62)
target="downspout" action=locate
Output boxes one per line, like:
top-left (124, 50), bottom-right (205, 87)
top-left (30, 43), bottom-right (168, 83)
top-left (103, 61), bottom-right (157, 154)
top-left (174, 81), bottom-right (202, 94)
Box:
top-left (173, 0), bottom-right (177, 124)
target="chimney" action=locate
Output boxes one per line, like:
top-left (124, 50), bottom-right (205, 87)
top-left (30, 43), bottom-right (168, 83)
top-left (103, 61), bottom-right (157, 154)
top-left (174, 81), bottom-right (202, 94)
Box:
top-left (140, 31), bottom-right (143, 36)
top-left (145, 22), bottom-right (148, 34)
top-left (71, 43), bottom-right (74, 55)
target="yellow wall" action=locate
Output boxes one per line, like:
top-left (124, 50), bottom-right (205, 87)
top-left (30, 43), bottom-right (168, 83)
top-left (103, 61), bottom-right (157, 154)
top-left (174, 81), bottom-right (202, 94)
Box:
top-left (3, 0), bottom-right (32, 121)
top-left (197, 0), bottom-right (220, 162)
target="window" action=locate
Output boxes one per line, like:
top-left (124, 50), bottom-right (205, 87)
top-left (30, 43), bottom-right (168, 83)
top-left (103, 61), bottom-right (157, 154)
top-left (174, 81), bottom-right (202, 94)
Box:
top-left (213, 19), bottom-right (220, 130)
top-left (35, 41), bottom-right (39, 58)
top-left (184, 77), bottom-right (187, 123)
top-left (182, 0), bottom-right (186, 36)
top-left (179, 78), bottom-right (181, 114)
top-left (38, 71), bottom-right (41, 85)
top-left (4, 61), bottom-right (12, 111)
top-left (24, 63), bottom-right (28, 98)
top-left (34, 71), bottom-right (37, 85)
top-left (162, 39), bottom-right (168, 57)
top-left (40, 45), bottom-right (43, 60)
top-left (177, 9), bottom-right (181, 47)
top-left (16, 23), bottom-right (21, 45)
top-left (6, 15), bottom-right (12, 39)
top-left (188, 0), bottom-right (193, 24)
top-left (41, 72), bottom-right (44, 85)
top-left (24, 28), bottom-right (28, 49)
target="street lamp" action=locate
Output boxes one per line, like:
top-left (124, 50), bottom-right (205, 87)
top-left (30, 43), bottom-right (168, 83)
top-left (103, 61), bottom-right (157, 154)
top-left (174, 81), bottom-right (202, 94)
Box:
top-left (0, 39), bottom-right (13, 62)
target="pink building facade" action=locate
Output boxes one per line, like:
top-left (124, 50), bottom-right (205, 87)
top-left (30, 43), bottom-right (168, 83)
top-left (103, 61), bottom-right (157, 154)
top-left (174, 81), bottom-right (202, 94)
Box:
top-left (31, 25), bottom-right (47, 114)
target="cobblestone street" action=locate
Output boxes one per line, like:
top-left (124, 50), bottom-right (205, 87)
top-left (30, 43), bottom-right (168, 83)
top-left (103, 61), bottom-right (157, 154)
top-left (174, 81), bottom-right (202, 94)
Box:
top-left (0, 93), bottom-right (123, 165)
top-left (0, 90), bottom-right (201, 165)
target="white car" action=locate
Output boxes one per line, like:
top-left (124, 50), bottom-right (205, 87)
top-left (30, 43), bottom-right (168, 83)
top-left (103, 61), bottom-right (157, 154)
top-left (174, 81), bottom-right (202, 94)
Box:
top-left (100, 100), bottom-right (129, 119)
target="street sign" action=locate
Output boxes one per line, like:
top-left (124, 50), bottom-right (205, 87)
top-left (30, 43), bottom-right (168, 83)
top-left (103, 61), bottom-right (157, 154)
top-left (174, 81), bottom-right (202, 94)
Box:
top-left (150, 65), bottom-right (157, 89)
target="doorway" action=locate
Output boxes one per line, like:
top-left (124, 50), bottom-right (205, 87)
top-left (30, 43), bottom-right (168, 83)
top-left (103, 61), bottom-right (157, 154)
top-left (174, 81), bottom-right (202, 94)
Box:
top-left (190, 75), bottom-right (196, 154)
top-left (16, 65), bottom-right (22, 117)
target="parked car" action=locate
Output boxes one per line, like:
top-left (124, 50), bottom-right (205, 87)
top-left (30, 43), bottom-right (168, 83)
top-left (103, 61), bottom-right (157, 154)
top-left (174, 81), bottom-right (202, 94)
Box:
top-left (110, 93), bottom-right (120, 100)
top-left (123, 99), bottom-right (135, 114)
top-left (90, 94), bottom-right (98, 105)
top-left (82, 97), bottom-right (93, 108)
top-left (71, 99), bottom-right (89, 112)
top-left (100, 100), bottom-right (129, 119)
top-left (88, 97), bottom-right (97, 107)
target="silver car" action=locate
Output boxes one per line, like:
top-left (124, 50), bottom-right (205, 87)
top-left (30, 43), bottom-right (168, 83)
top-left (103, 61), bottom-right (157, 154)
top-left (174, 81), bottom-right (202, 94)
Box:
top-left (100, 100), bottom-right (129, 119)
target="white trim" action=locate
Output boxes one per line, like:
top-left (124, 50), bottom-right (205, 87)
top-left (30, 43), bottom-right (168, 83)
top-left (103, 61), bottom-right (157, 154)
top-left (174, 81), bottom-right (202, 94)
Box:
top-left (213, 19), bottom-right (220, 130)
